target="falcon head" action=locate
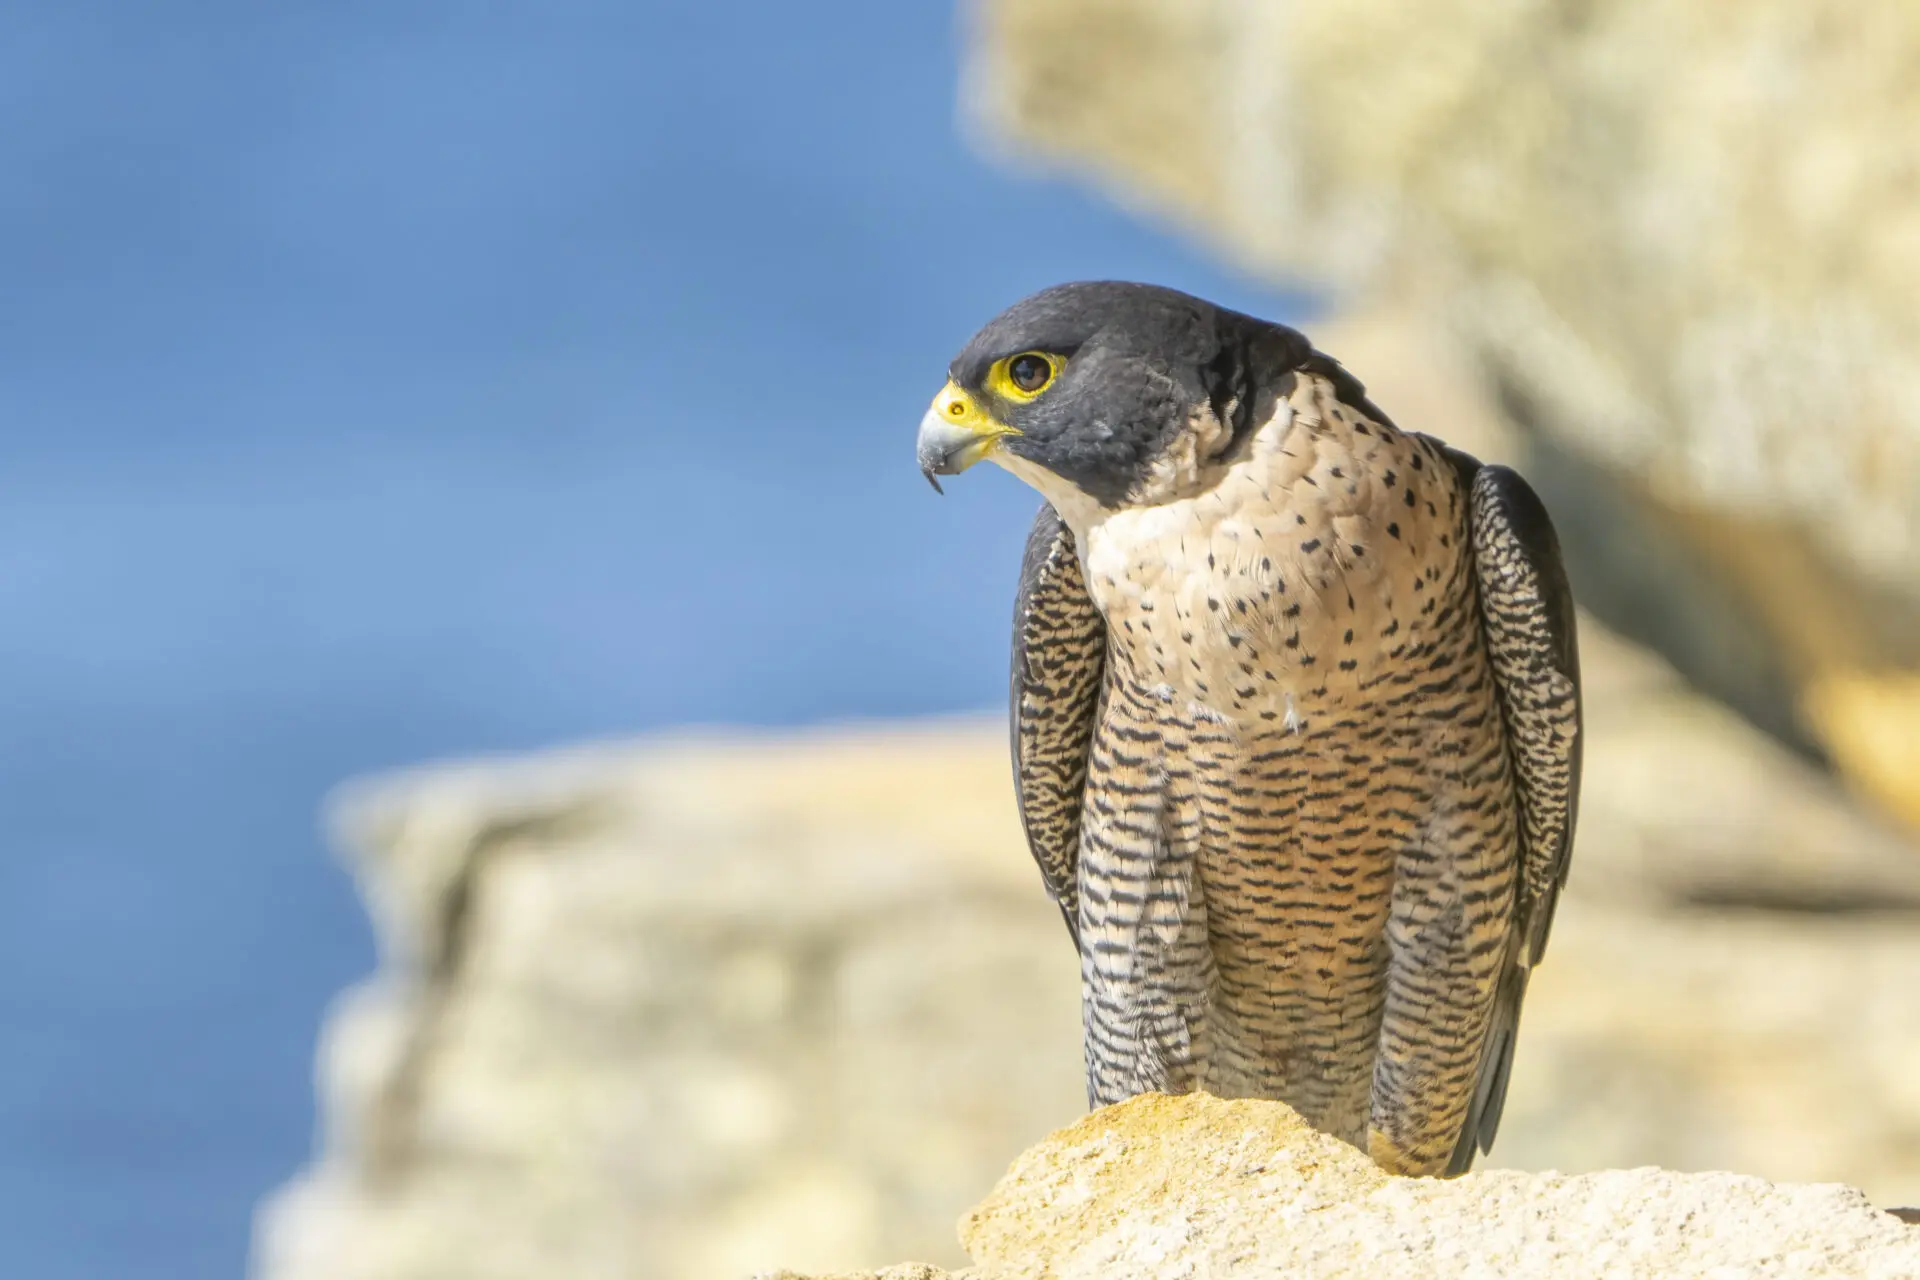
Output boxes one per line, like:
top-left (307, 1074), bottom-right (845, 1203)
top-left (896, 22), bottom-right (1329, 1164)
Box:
top-left (916, 281), bottom-right (1315, 509)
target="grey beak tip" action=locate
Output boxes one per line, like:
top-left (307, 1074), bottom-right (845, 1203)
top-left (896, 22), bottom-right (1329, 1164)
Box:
top-left (922, 468), bottom-right (945, 495)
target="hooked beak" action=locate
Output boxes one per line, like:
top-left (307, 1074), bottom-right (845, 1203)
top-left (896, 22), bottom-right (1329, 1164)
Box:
top-left (916, 381), bottom-right (1018, 494)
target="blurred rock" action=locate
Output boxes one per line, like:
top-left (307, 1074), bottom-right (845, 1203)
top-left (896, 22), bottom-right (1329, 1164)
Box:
top-left (1807, 671), bottom-right (1920, 833)
top-left (252, 726), bottom-right (1088, 1280)
top-left (965, 0), bottom-right (1920, 817)
top-left (252, 647), bottom-right (1920, 1278)
top-left (776, 1093), bottom-right (1920, 1280)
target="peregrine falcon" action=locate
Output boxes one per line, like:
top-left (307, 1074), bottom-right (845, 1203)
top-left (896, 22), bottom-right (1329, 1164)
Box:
top-left (915, 282), bottom-right (1581, 1176)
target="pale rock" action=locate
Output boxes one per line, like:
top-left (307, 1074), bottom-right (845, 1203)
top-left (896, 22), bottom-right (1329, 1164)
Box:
top-left (776, 1094), bottom-right (1920, 1280)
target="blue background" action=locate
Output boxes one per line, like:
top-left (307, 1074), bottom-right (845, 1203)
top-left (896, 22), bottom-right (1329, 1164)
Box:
top-left (0, 3), bottom-right (1305, 1276)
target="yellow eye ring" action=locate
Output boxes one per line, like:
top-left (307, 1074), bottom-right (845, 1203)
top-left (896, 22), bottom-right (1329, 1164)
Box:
top-left (989, 351), bottom-right (1060, 401)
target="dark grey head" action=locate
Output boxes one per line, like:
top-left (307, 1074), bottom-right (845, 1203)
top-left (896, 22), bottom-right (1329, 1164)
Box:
top-left (915, 281), bottom-right (1314, 506)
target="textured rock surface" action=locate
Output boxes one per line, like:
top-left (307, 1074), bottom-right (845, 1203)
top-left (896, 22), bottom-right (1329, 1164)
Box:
top-left (965, 0), bottom-right (1920, 815)
top-left (776, 1094), bottom-right (1920, 1279)
top-left (250, 623), bottom-right (1920, 1278)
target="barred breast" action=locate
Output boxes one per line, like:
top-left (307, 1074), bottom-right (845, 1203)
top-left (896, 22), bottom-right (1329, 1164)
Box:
top-left (1062, 370), bottom-right (1520, 1172)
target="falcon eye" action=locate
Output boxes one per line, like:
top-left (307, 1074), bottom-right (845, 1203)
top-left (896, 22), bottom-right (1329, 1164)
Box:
top-left (1007, 352), bottom-right (1055, 394)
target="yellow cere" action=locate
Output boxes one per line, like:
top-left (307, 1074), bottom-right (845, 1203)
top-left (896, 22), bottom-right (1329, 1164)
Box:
top-left (933, 380), bottom-right (1019, 438)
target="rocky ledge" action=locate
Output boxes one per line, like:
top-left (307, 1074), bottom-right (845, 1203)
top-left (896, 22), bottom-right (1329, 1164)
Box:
top-left (765, 1093), bottom-right (1920, 1280)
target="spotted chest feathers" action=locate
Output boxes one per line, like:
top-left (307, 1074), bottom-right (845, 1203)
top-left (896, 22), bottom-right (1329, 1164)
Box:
top-left (1069, 372), bottom-right (1472, 727)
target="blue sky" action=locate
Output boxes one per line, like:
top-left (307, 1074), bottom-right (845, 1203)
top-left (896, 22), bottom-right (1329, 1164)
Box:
top-left (0, 3), bottom-right (1307, 1276)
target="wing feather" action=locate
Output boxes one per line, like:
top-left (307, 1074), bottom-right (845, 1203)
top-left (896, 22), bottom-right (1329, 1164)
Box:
top-left (1445, 455), bottom-right (1584, 1172)
top-left (1010, 503), bottom-right (1107, 948)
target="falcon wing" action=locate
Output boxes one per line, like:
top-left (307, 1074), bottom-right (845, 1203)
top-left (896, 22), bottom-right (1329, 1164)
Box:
top-left (1447, 456), bottom-right (1584, 1173)
top-left (1010, 502), bottom-right (1107, 949)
